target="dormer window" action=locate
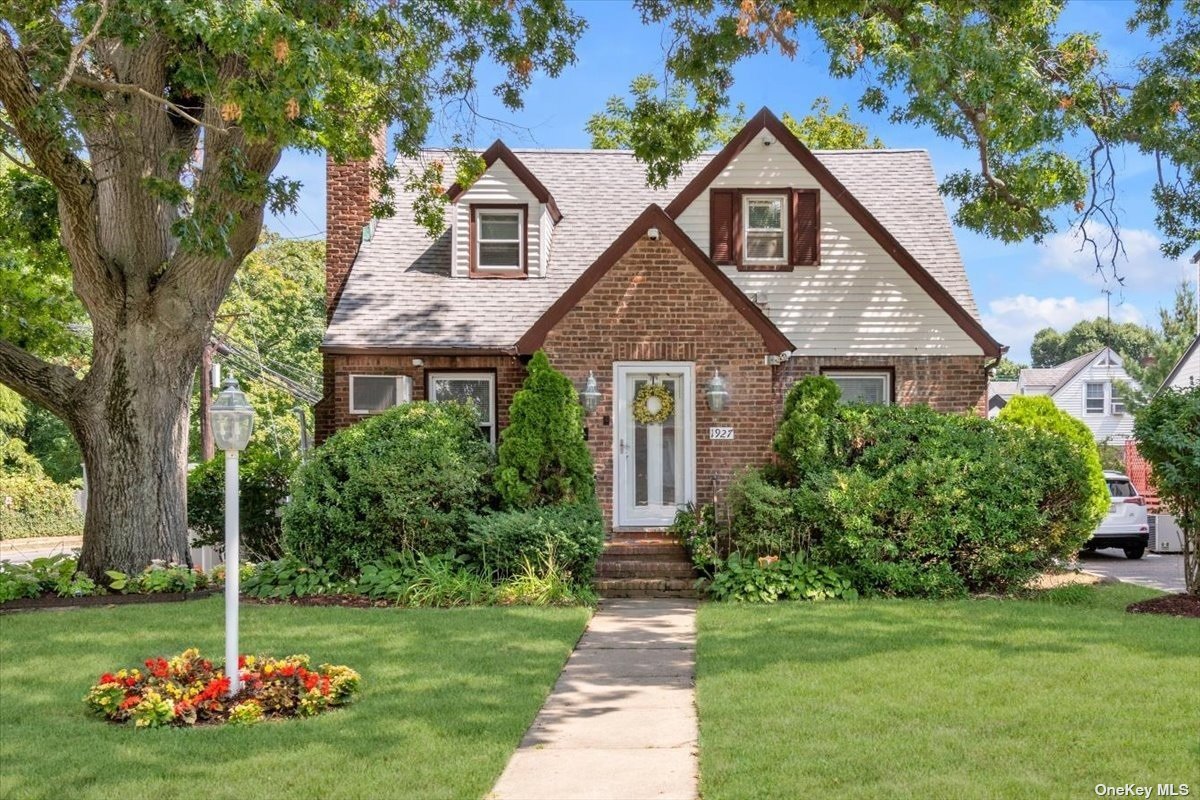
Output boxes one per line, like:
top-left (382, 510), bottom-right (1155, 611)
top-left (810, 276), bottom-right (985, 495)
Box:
top-left (471, 205), bottom-right (527, 277)
top-left (744, 194), bottom-right (787, 263)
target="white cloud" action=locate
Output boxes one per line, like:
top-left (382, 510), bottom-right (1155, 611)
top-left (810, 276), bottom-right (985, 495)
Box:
top-left (1038, 224), bottom-right (1187, 293)
top-left (983, 294), bottom-right (1146, 364)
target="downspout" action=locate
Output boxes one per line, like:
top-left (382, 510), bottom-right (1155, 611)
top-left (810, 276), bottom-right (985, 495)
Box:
top-left (984, 345), bottom-right (1009, 377)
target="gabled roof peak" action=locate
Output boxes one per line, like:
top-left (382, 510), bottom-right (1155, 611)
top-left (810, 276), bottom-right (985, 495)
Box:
top-left (444, 139), bottom-right (562, 222)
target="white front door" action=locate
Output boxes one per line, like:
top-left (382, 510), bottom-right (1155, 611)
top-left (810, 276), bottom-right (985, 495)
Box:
top-left (614, 363), bottom-right (695, 528)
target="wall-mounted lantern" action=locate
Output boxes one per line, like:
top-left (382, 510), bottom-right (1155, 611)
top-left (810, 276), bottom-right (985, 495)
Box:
top-left (580, 371), bottom-right (602, 414)
top-left (706, 368), bottom-right (730, 413)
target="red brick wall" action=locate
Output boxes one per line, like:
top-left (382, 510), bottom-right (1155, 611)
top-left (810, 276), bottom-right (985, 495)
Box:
top-left (315, 353), bottom-right (526, 443)
top-left (541, 235), bottom-right (780, 529)
top-left (778, 355), bottom-right (989, 416)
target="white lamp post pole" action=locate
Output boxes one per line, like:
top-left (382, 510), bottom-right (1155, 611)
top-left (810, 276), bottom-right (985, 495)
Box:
top-left (210, 375), bottom-right (254, 698)
top-left (224, 447), bottom-right (241, 696)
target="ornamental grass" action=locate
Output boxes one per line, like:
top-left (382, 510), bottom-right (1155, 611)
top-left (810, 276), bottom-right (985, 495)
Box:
top-left (84, 648), bottom-right (360, 728)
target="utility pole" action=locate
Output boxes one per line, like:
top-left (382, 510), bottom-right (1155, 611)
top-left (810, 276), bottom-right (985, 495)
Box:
top-left (199, 343), bottom-right (216, 461)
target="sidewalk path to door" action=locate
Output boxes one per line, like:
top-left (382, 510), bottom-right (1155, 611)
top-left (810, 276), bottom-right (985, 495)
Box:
top-left (0, 536), bottom-right (82, 564)
top-left (489, 599), bottom-right (699, 800)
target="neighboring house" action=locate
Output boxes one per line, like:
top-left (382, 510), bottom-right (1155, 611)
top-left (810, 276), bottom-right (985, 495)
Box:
top-left (316, 108), bottom-right (1003, 530)
top-left (1017, 347), bottom-right (1136, 444)
top-left (987, 380), bottom-right (1017, 418)
top-left (1158, 333), bottom-right (1199, 393)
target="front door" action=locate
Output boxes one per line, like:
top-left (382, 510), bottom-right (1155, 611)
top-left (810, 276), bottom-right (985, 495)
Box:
top-left (614, 363), bottom-right (695, 528)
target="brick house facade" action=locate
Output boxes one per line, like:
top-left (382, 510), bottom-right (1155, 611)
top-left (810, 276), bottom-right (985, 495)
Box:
top-left (317, 109), bottom-right (1003, 530)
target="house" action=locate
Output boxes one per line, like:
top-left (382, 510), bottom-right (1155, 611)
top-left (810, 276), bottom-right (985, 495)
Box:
top-left (316, 108), bottom-right (1003, 531)
top-left (1158, 333), bottom-right (1199, 393)
top-left (1016, 347), bottom-right (1136, 445)
top-left (986, 380), bottom-right (1017, 418)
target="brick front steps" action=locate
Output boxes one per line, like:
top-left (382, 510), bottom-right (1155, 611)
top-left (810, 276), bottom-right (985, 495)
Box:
top-left (593, 532), bottom-right (698, 598)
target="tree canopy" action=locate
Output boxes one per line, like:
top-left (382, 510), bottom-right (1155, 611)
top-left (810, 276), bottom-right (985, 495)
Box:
top-left (1121, 281), bottom-right (1199, 408)
top-left (1030, 318), bottom-right (1160, 368)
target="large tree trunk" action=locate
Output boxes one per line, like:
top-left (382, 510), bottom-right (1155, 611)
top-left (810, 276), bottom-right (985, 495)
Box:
top-left (74, 330), bottom-right (198, 578)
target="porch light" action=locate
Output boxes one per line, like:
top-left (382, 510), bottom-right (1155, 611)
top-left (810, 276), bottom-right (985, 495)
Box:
top-left (580, 371), bottom-right (602, 414)
top-left (706, 369), bottom-right (730, 413)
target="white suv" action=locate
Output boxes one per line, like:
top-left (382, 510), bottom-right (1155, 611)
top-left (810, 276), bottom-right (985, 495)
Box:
top-left (1081, 471), bottom-right (1150, 559)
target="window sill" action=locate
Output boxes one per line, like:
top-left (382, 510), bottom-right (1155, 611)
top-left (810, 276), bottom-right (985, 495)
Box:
top-left (737, 263), bottom-right (795, 272)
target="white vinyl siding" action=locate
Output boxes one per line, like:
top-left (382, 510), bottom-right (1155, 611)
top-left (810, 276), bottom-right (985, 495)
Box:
top-left (428, 372), bottom-right (497, 444)
top-left (1046, 350), bottom-right (1137, 445)
top-left (451, 161), bottom-right (551, 278)
top-left (676, 142), bottom-right (982, 356)
top-left (824, 371), bottom-right (891, 405)
top-left (349, 375), bottom-right (412, 415)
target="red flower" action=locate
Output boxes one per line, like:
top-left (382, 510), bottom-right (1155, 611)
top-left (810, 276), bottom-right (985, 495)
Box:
top-left (100, 673), bottom-right (115, 684)
top-left (237, 655), bottom-right (247, 669)
top-left (303, 673), bottom-right (318, 692)
top-left (279, 664), bottom-right (295, 678)
top-left (120, 695), bottom-right (141, 710)
top-left (124, 677), bottom-right (138, 687)
top-left (319, 677), bottom-right (331, 696)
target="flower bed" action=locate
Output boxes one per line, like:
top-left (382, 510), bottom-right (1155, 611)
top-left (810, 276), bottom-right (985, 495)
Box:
top-left (84, 649), bottom-right (361, 728)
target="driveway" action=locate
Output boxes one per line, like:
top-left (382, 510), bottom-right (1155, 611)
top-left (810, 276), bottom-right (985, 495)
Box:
top-left (0, 536), bottom-right (82, 564)
top-left (1077, 549), bottom-right (1188, 594)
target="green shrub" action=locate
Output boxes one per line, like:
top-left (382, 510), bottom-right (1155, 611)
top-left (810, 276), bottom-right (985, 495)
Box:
top-left (772, 375), bottom-right (840, 482)
top-left (670, 503), bottom-right (721, 576)
top-left (399, 551), bottom-right (495, 607)
top-left (707, 552), bottom-right (857, 603)
top-left (496, 547), bottom-right (596, 606)
top-left (282, 402), bottom-right (493, 574)
top-left (495, 351), bottom-right (595, 509)
top-left (188, 445), bottom-right (296, 561)
top-left (466, 499), bottom-right (604, 583)
top-left (241, 555), bottom-right (346, 599)
top-left (0, 472), bottom-right (82, 539)
top-left (725, 468), bottom-right (819, 558)
top-left (998, 395), bottom-right (1110, 524)
top-left (105, 562), bottom-right (209, 594)
top-left (0, 555), bottom-right (97, 601)
top-left (811, 408), bottom-right (1101, 597)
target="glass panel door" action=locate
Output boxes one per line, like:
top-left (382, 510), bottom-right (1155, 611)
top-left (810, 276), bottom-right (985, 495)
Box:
top-left (618, 369), bottom-right (690, 527)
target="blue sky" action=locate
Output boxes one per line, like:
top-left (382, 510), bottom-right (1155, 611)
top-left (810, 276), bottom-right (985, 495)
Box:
top-left (266, 0), bottom-right (1194, 364)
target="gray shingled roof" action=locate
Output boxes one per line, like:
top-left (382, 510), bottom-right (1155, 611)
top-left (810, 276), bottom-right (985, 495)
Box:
top-left (324, 147), bottom-right (981, 351)
top-left (1019, 349), bottom-right (1107, 394)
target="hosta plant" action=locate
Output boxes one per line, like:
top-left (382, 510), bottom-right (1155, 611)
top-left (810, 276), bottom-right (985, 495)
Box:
top-left (84, 649), bottom-right (361, 728)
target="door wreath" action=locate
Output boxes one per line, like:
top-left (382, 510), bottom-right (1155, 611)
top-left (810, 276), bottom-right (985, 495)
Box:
top-left (633, 383), bottom-right (674, 425)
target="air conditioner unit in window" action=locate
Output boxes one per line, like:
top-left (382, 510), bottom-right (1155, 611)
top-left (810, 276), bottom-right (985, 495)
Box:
top-left (1149, 514), bottom-right (1184, 553)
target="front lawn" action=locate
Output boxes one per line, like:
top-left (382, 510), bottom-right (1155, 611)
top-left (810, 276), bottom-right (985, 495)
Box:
top-left (697, 584), bottom-right (1199, 799)
top-left (0, 598), bottom-right (589, 800)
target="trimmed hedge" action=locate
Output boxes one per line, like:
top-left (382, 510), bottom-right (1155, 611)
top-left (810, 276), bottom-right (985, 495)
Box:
top-left (282, 402), bottom-right (493, 575)
top-left (0, 473), bottom-right (82, 540)
top-left (188, 445), bottom-right (296, 561)
top-left (467, 500), bottom-right (604, 583)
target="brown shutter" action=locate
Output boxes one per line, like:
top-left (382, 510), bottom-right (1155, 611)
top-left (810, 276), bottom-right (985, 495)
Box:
top-left (710, 189), bottom-right (738, 265)
top-left (791, 189), bottom-right (820, 266)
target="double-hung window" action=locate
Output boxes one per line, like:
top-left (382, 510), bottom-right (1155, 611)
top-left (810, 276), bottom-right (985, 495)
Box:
top-left (1110, 385), bottom-right (1126, 415)
top-left (349, 375), bottom-right (412, 415)
top-left (823, 371), bottom-right (891, 405)
top-left (428, 372), bottom-right (497, 445)
top-left (1084, 382), bottom-right (1106, 414)
top-left (743, 194), bottom-right (787, 264)
top-left (473, 207), bottom-right (524, 275)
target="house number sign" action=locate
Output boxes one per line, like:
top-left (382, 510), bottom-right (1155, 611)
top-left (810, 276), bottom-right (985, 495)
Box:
top-left (709, 427), bottom-right (735, 440)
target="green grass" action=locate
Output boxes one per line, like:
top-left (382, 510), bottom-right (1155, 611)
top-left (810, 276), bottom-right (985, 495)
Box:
top-left (697, 584), bottom-right (1200, 800)
top-left (0, 598), bottom-right (589, 800)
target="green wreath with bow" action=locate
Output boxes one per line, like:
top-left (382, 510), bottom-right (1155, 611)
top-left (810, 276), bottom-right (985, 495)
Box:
top-left (633, 383), bottom-right (674, 425)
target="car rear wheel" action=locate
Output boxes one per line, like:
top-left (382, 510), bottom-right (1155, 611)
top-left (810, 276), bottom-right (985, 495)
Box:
top-left (1123, 546), bottom-right (1145, 560)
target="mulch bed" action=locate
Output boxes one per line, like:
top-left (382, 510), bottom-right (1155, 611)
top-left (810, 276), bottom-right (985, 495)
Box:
top-left (244, 594), bottom-right (394, 609)
top-left (1, 589), bottom-right (219, 613)
top-left (1126, 593), bottom-right (1200, 618)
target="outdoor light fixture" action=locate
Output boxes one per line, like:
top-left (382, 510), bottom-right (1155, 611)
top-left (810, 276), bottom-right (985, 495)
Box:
top-left (706, 368), bottom-right (730, 412)
top-left (580, 371), bottom-right (602, 414)
top-left (210, 375), bottom-right (255, 696)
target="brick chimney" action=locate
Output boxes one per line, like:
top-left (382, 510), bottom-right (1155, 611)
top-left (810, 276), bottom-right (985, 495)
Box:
top-left (325, 128), bottom-right (387, 318)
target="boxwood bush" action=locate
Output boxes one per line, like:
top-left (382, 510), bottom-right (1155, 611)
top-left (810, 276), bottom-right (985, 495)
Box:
top-left (188, 445), bottom-right (296, 561)
top-left (466, 499), bottom-right (604, 583)
top-left (282, 402), bottom-right (493, 574)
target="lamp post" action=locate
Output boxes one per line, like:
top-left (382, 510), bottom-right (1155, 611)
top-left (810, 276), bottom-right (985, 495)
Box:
top-left (210, 375), bottom-right (254, 696)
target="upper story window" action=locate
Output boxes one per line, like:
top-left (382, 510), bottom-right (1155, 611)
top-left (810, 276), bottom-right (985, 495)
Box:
top-left (471, 206), bottom-right (525, 277)
top-left (1110, 385), bottom-right (1125, 415)
top-left (349, 375), bottom-right (412, 415)
top-left (744, 194), bottom-right (787, 264)
top-left (710, 188), bottom-right (820, 271)
top-left (1084, 381), bottom-right (1106, 414)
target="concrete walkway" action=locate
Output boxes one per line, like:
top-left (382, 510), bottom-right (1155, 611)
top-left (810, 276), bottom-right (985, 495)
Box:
top-left (489, 599), bottom-right (699, 800)
top-left (0, 536), bottom-right (82, 563)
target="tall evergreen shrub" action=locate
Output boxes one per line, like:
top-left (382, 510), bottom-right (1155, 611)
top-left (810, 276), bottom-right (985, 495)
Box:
top-left (495, 351), bottom-right (595, 509)
top-left (773, 375), bottom-right (841, 482)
